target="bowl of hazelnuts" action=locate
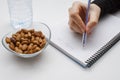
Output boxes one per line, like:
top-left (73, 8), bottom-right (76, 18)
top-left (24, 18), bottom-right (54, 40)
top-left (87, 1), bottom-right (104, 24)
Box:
top-left (2, 22), bottom-right (51, 58)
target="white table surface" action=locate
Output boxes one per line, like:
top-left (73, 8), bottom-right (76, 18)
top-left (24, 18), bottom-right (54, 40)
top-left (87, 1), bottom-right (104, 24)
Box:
top-left (0, 0), bottom-right (120, 80)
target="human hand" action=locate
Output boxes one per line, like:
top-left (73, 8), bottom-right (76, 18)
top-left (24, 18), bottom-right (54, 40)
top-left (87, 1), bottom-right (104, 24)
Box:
top-left (68, 1), bottom-right (101, 34)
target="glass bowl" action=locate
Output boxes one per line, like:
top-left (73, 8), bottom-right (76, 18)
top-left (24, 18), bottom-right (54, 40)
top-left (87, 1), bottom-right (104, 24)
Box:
top-left (2, 22), bottom-right (51, 58)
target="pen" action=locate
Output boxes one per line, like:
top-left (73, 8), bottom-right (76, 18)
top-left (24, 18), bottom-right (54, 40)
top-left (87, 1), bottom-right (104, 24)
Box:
top-left (82, 0), bottom-right (91, 47)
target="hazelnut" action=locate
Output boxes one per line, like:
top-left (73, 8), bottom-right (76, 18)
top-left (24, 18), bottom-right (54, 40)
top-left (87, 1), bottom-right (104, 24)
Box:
top-left (21, 41), bottom-right (29, 44)
top-left (35, 47), bottom-right (41, 51)
top-left (15, 47), bottom-right (23, 53)
top-left (22, 44), bottom-right (28, 51)
top-left (31, 45), bottom-right (37, 50)
top-left (18, 44), bottom-right (23, 49)
top-left (21, 29), bottom-right (28, 33)
top-left (5, 37), bottom-right (11, 43)
top-left (20, 32), bottom-right (25, 38)
top-left (16, 42), bottom-right (20, 47)
top-left (32, 40), bottom-right (39, 45)
top-left (28, 29), bottom-right (34, 33)
top-left (10, 37), bottom-right (16, 44)
top-left (28, 32), bottom-right (31, 37)
top-left (9, 42), bottom-right (15, 50)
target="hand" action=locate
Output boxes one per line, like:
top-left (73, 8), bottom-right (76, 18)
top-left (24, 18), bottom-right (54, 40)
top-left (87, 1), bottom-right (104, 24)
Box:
top-left (68, 1), bottom-right (101, 34)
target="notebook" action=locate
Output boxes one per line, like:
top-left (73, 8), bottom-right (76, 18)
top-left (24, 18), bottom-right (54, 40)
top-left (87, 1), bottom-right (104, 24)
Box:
top-left (49, 14), bottom-right (120, 68)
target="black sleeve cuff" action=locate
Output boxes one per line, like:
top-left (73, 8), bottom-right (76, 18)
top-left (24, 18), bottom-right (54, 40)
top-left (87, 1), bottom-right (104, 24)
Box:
top-left (92, 0), bottom-right (120, 18)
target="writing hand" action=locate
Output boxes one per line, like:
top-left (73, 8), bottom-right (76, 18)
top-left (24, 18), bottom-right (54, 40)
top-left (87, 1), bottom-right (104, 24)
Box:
top-left (68, 1), bottom-right (101, 34)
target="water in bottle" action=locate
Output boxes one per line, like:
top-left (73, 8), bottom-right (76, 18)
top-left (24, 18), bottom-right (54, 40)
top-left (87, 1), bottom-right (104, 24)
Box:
top-left (7, 0), bottom-right (33, 29)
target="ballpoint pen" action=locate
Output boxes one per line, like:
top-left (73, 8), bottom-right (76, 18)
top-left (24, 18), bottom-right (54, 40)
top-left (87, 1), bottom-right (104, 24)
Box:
top-left (82, 0), bottom-right (91, 47)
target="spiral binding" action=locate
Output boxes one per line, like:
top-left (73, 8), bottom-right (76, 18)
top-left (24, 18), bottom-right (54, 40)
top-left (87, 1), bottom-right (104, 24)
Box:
top-left (85, 32), bottom-right (120, 68)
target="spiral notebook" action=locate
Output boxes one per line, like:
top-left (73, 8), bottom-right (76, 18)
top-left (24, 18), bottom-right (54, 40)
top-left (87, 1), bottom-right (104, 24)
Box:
top-left (49, 15), bottom-right (120, 68)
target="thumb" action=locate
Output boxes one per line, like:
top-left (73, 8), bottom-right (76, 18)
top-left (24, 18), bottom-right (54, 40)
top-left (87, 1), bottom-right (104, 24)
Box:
top-left (86, 20), bottom-right (97, 34)
top-left (86, 4), bottom-right (101, 34)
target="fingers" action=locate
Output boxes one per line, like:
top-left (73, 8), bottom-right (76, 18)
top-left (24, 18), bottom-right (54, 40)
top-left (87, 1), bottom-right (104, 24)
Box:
top-left (68, 17), bottom-right (83, 34)
top-left (68, 1), bottom-right (86, 34)
top-left (86, 13), bottom-right (98, 34)
top-left (71, 14), bottom-right (86, 33)
top-left (86, 20), bottom-right (97, 34)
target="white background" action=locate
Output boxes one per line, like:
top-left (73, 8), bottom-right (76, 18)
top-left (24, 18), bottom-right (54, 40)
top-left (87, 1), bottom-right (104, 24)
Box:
top-left (0, 0), bottom-right (120, 80)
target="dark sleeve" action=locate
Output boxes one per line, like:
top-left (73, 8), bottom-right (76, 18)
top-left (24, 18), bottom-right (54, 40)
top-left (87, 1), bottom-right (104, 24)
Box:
top-left (92, 0), bottom-right (120, 18)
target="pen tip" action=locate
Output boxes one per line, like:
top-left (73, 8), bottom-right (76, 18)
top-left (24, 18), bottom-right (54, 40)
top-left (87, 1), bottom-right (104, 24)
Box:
top-left (82, 44), bottom-right (85, 47)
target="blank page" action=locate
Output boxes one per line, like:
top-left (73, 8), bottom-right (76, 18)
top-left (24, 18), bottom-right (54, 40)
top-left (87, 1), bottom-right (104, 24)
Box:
top-left (50, 15), bottom-right (120, 66)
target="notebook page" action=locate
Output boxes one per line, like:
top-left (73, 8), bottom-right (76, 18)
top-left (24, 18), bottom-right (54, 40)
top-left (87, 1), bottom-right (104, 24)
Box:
top-left (51, 15), bottom-right (120, 64)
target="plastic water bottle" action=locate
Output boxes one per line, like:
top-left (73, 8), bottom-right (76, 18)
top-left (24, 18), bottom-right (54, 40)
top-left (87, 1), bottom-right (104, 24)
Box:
top-left (7, 0), bottom-right (33, 29)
